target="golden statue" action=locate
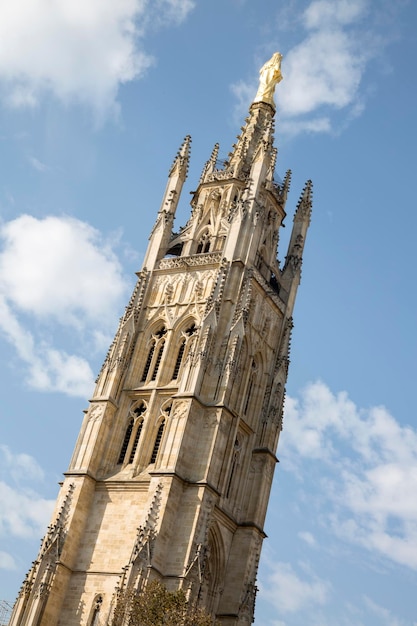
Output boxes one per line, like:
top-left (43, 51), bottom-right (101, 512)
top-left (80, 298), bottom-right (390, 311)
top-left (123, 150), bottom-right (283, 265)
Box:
top-left (253, 52), bottom-right (283, 108)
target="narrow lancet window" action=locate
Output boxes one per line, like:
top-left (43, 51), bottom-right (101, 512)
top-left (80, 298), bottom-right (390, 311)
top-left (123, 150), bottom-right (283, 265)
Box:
top-left (118, 418), bottom-right (134, 464)
top-left (90, 596), bottom-right (103, 626)
top-left (141, 326), bottom-right (167, 383)
top-left (172, 323), bottom-right (197, 381)
top-left (226, 438), bottom-right (241, 499)
top-left (172, 339), bottom-right (186, 380)
top-left (244, 359), bottom-right (257, 415)
top-left (151, 341), bottom-right (165, 380)
top-left (128, 421), bottom-right (143, 464)
top-left (141, 342), bottom-right (155, 381)
top-left (150, 419), bottom-right (165, 463)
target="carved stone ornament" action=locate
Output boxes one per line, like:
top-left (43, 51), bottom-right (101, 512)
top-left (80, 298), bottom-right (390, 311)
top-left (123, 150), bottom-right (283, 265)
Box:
top-left (158, 252), bottom-right (222, 270)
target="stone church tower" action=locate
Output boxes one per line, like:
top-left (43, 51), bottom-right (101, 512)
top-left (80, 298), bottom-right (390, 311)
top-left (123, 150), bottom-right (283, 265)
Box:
top-left (10, 54), bottom-right (311, 626)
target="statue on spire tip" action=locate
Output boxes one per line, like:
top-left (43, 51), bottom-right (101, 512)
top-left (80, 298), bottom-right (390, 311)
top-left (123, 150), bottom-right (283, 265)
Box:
top-left (253, 52), bottom-right (283, 108)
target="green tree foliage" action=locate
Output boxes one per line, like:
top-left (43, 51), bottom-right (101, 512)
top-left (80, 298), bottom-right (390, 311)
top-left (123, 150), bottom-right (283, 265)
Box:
top-left (111, 580), bottom-right (216, 626)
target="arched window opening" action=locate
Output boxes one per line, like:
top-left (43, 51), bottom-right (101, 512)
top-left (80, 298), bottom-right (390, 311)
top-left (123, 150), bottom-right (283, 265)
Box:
top-left (244, 359), bottom-right (257, 415)
top-left (226, 438), bottom-right (241, 499)
top-left (172, 323), bottom-right (197, 381)
top-left (141, 341), bottom-right (155, 381)
top-left (151, 341), bottom-right (165, 380)
top-left (150, 420), bottom-right (165, 464)
top-left (172, 339), bottom-right (186, 380)
top-left (197, 231), bottom-right (211, 254)
top-left (128, 420), bottom-right (143, 464)
top-left (90, 595), bottom-right (103, 626)
top-left (141, 326), bottom-right (167, 383)
top-left (118, 419), bottom-right (134, 464)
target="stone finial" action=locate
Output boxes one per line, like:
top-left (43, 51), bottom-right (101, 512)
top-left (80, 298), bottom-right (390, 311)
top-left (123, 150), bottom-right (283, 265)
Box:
top-left (294, 179), bottom-right (313, 224)
top-left (169, 135), bottom-right (191, 178)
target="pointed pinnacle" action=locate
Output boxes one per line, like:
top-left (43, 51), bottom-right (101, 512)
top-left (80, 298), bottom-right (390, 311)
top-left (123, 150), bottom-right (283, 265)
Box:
top-left (169, 135), bottom-right (191, 178)
top-left (209, 142), bottom-right (220, 164)
top-left (294, 179), bottom-right (313, 223)
top-left (199, 142), bottom-right (220, 184)
top-left (283, 169), bottom-right (292, 192)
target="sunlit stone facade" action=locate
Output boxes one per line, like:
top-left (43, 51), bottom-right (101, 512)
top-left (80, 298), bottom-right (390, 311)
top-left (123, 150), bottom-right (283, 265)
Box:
top-left (10, 77), bottom-right (311, 626)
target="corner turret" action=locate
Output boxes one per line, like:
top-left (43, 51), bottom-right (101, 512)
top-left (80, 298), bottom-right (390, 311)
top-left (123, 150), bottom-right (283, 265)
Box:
top-left (142, 135), bottom-right (191, 269)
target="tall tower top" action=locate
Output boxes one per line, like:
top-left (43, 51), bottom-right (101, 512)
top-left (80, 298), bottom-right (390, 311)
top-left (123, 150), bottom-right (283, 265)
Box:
top-left (10, 53), bottom-right (312, 626)
top-left (253, 52), bottom-right (283, 109)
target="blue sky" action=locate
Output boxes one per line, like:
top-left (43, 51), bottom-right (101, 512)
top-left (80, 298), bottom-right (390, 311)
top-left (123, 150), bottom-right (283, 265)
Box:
top-left (0, 1), bottom-right (416, 624)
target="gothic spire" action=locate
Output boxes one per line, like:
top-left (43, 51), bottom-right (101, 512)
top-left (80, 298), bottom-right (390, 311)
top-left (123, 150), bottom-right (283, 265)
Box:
top-left (199, 142), bottom-right (219, 184)
top-left (294, 179), bottom-right (313, 225)
top-left (169, 134), bottom-right (191, 179)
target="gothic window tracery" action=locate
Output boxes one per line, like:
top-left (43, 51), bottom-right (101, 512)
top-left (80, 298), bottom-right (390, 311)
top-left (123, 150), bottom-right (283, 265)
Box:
top-left (196, 230), bottom-right (211, 254)
top-left (118, 418), bottom-right (134, 464)
top-left (118, 402), bottom-right (147, 465)
top-left (141, 326), bottom-right (167, 383)
top-left (150, 419), bottom-right (165, 464)
top-left (172, 323), bottom-right (197, 380)
top-left (151, 341), bottom-right (165, 380)
top-left (128, 421), bottom-right (143, 463)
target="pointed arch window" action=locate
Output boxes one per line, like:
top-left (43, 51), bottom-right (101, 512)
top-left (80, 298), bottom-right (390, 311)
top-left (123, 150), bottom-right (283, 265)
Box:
top-left (128, 420), bottom-right (144, 464)
top-left (173, 339), bottom-right (186, 380)
top-left (151, 341), bottom-right (165, 380)
top-left (118, 418), bottom-right (134, 464)
top-left (197, 231), bottom-right (211, 254)
top-left (89, 595), bottom-right (103, 626)
top-left (226, 437), bottom-right (241, 499)
top-left (172, 323), bottom-right (197, 381)
top-left (141, 326), bottom-right (167, 383)
top-left (150, 419), bottom-right (165, 464)
top-left (127, 403), bottom-right (146, 464)
top-left (118, 403), bottom-right (147, 466)
top-left (244, 359), bottom-right (257, 415)
top-left (141, 342), bottom-right (155, 381)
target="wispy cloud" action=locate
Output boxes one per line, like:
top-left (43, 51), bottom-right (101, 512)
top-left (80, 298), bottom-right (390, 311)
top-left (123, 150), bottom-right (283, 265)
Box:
top-left (298, 530), bottom-right (317, 547)
top-left (0, 0), bottom-right (195, 118)
top-left (282, 381), bottom-right (417, 570)
top-left (363, 596), bottom-right (407, 626)
top-left (261, 560), bottom-right (331, 614)
top-left (0, 215), bottom-right (129, 397)
top-left (232, 0), bottom-right (385, 136)
top-left (0, 446), bottom-right (54, 544)
top-left (28, 156), bottom-right (48, 173)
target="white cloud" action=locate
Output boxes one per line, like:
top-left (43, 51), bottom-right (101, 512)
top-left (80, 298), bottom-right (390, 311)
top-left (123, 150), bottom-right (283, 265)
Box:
top-left (0, 445), bottom-right (45, 484)
top-left (0, 215), bottom-right (129, 397)
top-left (279, 116), bottom-right (332, 136)
top-left (303, 0), bottom-right (367, 29)
top-left (0, 0), bottom-right (195, 116)
top-left (0, 447), bottom-right (55, 539)
top-left (232, 0), bottom-right (382, 136)
top-left (282, 381), bottom-right (417, 570)
top-left (28, 156), bottom-right (48, 172)
top-left (363, 596), bottom-right (405, 626)
top-left (262, 560), bottom-right (331, 613)
top-left (0, 551), bottom-right (17, 570)
top-left (0, 481), bottom-right (54, 539)
top-left (298, 530), bottom-right (316, 547)
top-left (277, 29), bottom-right (366, 117)
top-left (0, 215), bottom-right (127, 325)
